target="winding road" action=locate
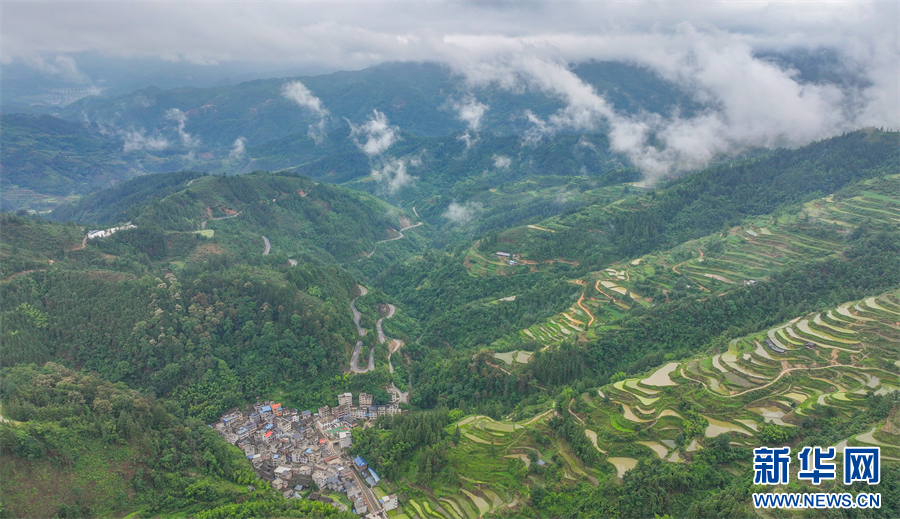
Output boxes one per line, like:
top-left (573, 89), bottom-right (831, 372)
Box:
top-left (365, 222), bottom-right (423, 257)
top-left (262, 236), bottom-right (271, 255)
top-left (201, 211), bottom-right (242, 230)
top-left (348, 287), bottom-right (407, 378)
top-left (349, 285), bottom-right (373, 373)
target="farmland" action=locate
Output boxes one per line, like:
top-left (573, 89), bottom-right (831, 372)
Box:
top-left (499, 173), bottom-right (900, 346)
top-left (383, 289), bottom-right (899, 518)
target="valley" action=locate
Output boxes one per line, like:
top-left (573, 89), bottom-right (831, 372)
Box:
top-left (1, 60), bottom-right (898, 518)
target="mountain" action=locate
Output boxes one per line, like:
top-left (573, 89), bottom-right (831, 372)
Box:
top-left (0, 363), bottom-right (350, 519)
top-left (0, 114), bottom-right (136, 211)
top-left (59, 61), bottom-right (700, 146)
top-left (2, 66), bottom-right (898, 517)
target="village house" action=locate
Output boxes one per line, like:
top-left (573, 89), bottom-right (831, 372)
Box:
top-left (213, 396), bottom-right (401, 517)
top-left (381, 494), bottom-right (399, 511)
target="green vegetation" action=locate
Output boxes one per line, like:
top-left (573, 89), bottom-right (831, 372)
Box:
top-left (2, 128), bottom-right (898, 517)
top-left (0, 363), bottom-right (268, 517)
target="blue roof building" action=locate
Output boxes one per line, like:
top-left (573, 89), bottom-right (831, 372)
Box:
top-left (353, 456), bottom-right (367, 469)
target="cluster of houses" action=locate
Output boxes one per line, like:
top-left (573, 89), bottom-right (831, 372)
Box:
top-left (318, 391), bottom-right (403, 425)
top-left (212, 392), bottom-right (403, 518)
top-left (495, 251), bottom-right (519, 266)
top-left (86, 223), bottom-right (136, 239)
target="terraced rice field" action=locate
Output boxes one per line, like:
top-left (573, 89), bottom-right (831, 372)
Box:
top-left (404, 412), bottom-right (557, 518)
top-left (493, 350), bottom-right (533, 365)
top-left (587, 289), bottom-right (900, 478)
top-left (498, 185), bottom-right (900, 354)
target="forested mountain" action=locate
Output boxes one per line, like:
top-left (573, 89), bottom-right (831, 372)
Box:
top-left (2, 92), bottom-right (898, 517)
top-left (59, 61), bottom-right (699, 145)
top-left (3, 60), bottom-right (699, 214)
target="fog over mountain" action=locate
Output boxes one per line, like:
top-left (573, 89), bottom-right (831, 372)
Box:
top-left (4, 1), bottom-right (897, 180)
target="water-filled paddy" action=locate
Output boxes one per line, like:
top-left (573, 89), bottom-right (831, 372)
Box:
top-left (783, 392), bottom-right (809, 404)
top-left (754, 343), bottom-right (775, 360)
top-left (704, 416), bottom-right (751, 437)
top-left (748, 406), bottom-right (791, 426)
top-left (637, 441), bottom-right (668, 459)
top-left (622, 405), bottom-right (651, 423)
top-left (642, 362), bottom-right (679, 387)
top-left (625, 379), bottom-right (659, 394)
top-left (797, 319), bottom-right (859, 344)
top-left (584, 429), bottom-right (607, 453)
top-left (607, 457), bottom-right (638, 478)
top-left (723, 372), bottom-right (753, 387)
top-left (736, 419), bottom-right (759, 431)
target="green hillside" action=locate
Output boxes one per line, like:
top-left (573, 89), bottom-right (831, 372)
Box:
top-left (0, 363), bottom-right (354, 519)
top-left (0, 115), bottom-right (138, 211)
top-left (350, 283), bottom-right (900, 519)
top-left (2, 130), bottom-right (898, 518)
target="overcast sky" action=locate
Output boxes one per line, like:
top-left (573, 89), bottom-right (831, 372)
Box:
top-left (5, 1), bottom-right (898, 178)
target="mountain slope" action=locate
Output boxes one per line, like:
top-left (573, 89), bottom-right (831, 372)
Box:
top-left (0, 362), bottom-right (353, 518)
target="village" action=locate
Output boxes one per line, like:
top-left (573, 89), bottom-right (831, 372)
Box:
top-left (213, 388), bottom-right (407, 518)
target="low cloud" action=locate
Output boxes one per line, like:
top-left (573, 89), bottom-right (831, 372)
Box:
top-left (25, 55), bottom-right (91, 83)
top-left (450, 95), bottom-right (488, 148)
top-left (282, 81), bottom-right (330, 141)
top-left (371, 158), bottom-right (416, 194)
top-left (350, 110), bottom-right (400, 156)
top-left (493, 155), bottom-right (511, 169)
top-left (122, 129), bottom-right (169, 152)
top-left (443, 201), bottom-right (483, 225)
top-left (282, 81), bottom-right (327, 117)
top-left (451, 44), bottom-right (873, 183)
top-left (452, 95), bottom-right (488, 131)
top-left (229, 136), bottom-right (247, 159)
top-left (165, 108), bottom-right (199, 147)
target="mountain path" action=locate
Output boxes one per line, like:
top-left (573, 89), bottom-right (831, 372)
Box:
top-left (365, 222), bottom-right (423, 257)
top-left (201, 211), bottom-right (242, 230)
top-left (349, 285), bottom-right (371, 373)
top-left (262, 236), bottom-right (271, 255)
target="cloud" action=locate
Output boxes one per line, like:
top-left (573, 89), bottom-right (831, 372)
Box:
top-left (3, 2), bottom-right (896, 178)
top-left (229, 136), bottom-right (246, 159)
top-left (24, 55), bottom-right (91, 83)
top-left (165, 108), bottom-right (199, 147)
top-left (452, 95), bottom-right (488, 132)
top-left (450, 95), bottom-right (488, 148)
top-left (458, 132), bottom-right (477, 148)
top-left (282, 80), bottom-right (331, 141)
top-left (371, 158), bottom-right (416, 194)
top-left (443, 201), bottom-right (483, 225)
top-left (350, 110), bottom-right (400, 156)
top-left (282, 81), bottom-right (327, 117)
top-left (122, 129), bottom-right (169, 153)
top-left (450, 43), bottom-right (882, 182)
top-left (493, 155), bottom-right (511, 169)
